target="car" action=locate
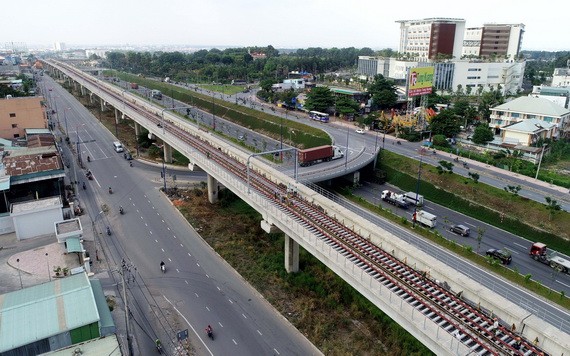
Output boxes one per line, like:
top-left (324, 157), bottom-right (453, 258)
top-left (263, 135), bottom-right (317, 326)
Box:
top-left (449, 224), bottom-right (470, 237)
top-left (355, 128), bottom-right (365, 134)
top-left (125, 153), bottom-right (133, 160)
top-left (486, 248), bottom-right (512, 265)
top-left (238, 135), bottom-right (245, 141)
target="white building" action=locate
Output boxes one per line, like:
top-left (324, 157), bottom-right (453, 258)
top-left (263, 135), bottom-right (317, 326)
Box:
top-left (530, 86), bottom-right (570, 109)
top-left (551, 68), bottom-right (570, 87)
top-left (85, 49), bottom-right (108, 59)
top-left (396, 18), bottom-right (466, 61)
top-left (357, 57), bottom-right (525, 96)
top-left (53, 42), bottom-right (66, 51)
top-left (489, 96), bottom-right (570, 138)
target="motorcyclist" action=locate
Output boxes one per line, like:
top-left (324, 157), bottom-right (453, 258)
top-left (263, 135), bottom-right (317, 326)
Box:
top-left (82, 182), bottom-right (86, 190)
top-left (160, 261), bottom-right (165, 272)
top-left (155, 339), bottom-right (163, 353)
top-left (87, 155), bottom-right (91, 162)
top-left (108, 186), bottom-right (112, 194)
top-left (106, 226), bottom-right (111, 235)
top-left (206, 325), bottom-right (213, 338)
top-left (119, 206), bottom-right (124, 214)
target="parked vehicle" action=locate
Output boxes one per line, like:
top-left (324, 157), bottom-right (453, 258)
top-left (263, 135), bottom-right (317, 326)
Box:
top-left (413, 210), bottom-right (437, 228)
top-left (130, 82), bottom-right (139, 89)
top-left (113, 141), bottom-right (124, 153)
top-left (380, 190), bottom-right (409, 209)
top-left (449, 224), bottom-right (470, 237)
top-left (404, 192), bottom-right (424, 206)
top-left (298, 145), bottom-right (344, 167)
top-left (355, 128), bottom-right (365, 134)
top-left (486, 248), bottom-right (512, 264)
top-left (529, 242), bottom-right (570, 274)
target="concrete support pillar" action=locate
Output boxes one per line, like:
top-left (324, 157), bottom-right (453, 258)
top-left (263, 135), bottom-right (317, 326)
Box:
top-left (284, 235), bottom-right (299, 273)
top-left (114, 108), bottom-right (119, 121)
top-left (80, 86), bottom-right (85, 96)
top-left (134, 122), bottom-right (141, 136)
top-left (207, 174), bottom-right (219, 204)
top-left (100, 99), bottom-right (106, 112)
top-left (163, 143), bottom-right (173, 163)
top-left (89, 93), bottom-right (94, 104)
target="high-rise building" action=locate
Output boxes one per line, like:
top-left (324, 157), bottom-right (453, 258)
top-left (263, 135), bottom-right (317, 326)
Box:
top-left (53, 42), bottom-right (66, 51)
top-left (462, 23), bottom-right (525, 59)
top-left (396, 18), bottom-right (466, 61)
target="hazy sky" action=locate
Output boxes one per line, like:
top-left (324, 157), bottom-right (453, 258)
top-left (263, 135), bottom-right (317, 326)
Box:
top-left (4, 0), bottom-right (568, 51)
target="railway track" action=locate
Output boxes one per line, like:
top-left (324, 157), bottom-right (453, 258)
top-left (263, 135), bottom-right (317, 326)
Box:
top-left (53, 61), bottom-right (548, 355)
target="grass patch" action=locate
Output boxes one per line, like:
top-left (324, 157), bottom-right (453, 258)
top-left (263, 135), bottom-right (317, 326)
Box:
top-left (200, 84), bottom-right (245, 95)
top-left (379, 150), bottom-right (570, 247)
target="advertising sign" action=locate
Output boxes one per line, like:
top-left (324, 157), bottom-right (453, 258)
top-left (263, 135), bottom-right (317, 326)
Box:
top-left (408, 67), bottom-right (434, 97)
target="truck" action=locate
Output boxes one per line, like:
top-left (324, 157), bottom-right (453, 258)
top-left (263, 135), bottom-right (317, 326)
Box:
top-left (130, 82), bottom-right (139, 89)
top-left (381, 190), bottom-right (409, 209)
top-left (413, 210), bottom-right (437, 228)
top-left (298, 145), bottom-right (344, 167)
top-left (529, 242), bottom-right (570, 274)
top-left (404, 191), bottom-right (424, 206)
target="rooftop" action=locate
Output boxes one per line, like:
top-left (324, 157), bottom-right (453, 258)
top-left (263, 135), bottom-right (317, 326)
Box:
top-left (0, 273), bottom-right (100, 352)
top-left (493, 96), bottom-right (570, 117)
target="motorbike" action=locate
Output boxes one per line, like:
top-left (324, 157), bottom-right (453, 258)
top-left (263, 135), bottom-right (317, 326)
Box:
top-left (87, 156), bottom-right (91, 162)
top-left (206, 327), bottom-right (214, 340)
top-left (106, 226), bottom-right (111, 236)
top-left (160, 262), bottom-right (165, 273)
top-left (463, 162), bottom-right (469, 169)
top-left (82, 182), bottom-right (86, 190)
top-left (108, 187), bottom-right (113, 194)
top-left (129, 161), bottom-right (133, 167)
top-left (119, 206), bottom-right (124, 215)
top-left (396, 141), bottom-right (401, 145)
top-left (86, 171), bottom-right (93, 180)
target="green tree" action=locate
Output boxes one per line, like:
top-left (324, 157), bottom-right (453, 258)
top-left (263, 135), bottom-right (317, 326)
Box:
top-left (429, 110), bottom-right (462, 137)
top-left (432, 134), bottom-right (448, 147)
top-left (545, 197), bottom-right (561, 221)
top-left (335, 96), bottom-right (360, 117)
top-left (304, 86), bottom-right (335, 113)
top-left (368, 75), bottom-right (397, 110)
top-left (471, 125), bottom-right (494, 144)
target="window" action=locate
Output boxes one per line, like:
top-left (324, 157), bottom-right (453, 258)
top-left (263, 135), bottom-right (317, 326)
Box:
top-left (543, 117), bottom-right (553, 123)
top-left (527, 115), bottom-right (536, 119)
top-left (467, 76), bottom-right (481, 79)
top-left (11, 124), bottom-right (18, 128)
top-left (9, 113), bottom-right (16, 118)
top-left (512, 113), bottom-right (520, 118)
top-left (13, 134), bottom-right (19, 138)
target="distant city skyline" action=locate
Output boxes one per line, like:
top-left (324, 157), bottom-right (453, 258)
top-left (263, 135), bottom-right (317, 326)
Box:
top-left (3, 0), bottom-right (569, 52)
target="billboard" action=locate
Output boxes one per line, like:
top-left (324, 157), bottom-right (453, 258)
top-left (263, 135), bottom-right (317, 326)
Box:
top-left (408, 67), bottom-right (434, 97)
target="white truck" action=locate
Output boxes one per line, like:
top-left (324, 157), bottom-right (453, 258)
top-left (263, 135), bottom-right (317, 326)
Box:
top-left (413, 210), bottom-right (437, 228)
top-left (404, 192), bottom-right (424, 206)
top-left (381, 190), bottom-right (410, 209)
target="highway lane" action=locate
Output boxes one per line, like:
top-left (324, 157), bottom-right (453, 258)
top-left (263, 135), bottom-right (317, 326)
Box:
top-left (353, 181), bottom-right (570, 295)
top-left (306, 182), bottom-right (570, 334)
top-left (44, 75), bottom-right (321, 356)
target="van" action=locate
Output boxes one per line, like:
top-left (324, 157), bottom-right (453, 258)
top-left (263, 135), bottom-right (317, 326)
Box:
top-left (151, 90), bottom-right (162, 100)
top-left (450, 224), bottom-right (470, 237)
top-left (113, 141), bottom-right (124, 153)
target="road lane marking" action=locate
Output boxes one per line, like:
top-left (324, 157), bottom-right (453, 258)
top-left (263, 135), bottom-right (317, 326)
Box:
top-left (274, 348), bottom-right (280, 355)
top-left (557, 280), bottom-right (570, 288)
top-left (155, 239), bottom-right (158, 243)
top-left (206, 274), bottom-right (210, 278)
top-left (167, 227), bottom-right (171, 231)
top-left (257, 330), bottom-right (262, 335)
top-left (162, 219), bottom-right (165, 223)
top-left (188, 253), bottom-right (191, 257)
top-left (174, 235), bottom-right (177, 239)
top-left (217, 286), bottom-right (221, 291)
top-left (176, 268), bottom-right (180, 273)
top-left (232, 339), bottom-right (237, 345)
top-left (218, 322), bottom-right (223, 328)
top-left (180, 244), bottom-right (183, 247)
top-left (195, 293), bottom-right (199, 298)
top-left (168, 258), bottom-right (172, 262)
top-left (242, 313), bottom-right (247, 319)
top-left (161, 248), bottom-right (165, 252)
top-left (185, 280), bottom-right (188, 284)
top-left (149, 231), bottom-right (153, 235)
top-left (206, 306), bottom-right (210, 311)
top-left (197, 263), bottom-right (200, 267)
top-left (514, 242), bottom-right (528, 249)
top-left (164, 296), bottom-right (213, 356)
top-left (229, 299), bottom-right (233, 304)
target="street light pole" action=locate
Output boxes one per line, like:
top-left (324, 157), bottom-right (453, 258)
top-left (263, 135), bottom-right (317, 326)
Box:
top-left (535, 143), bottom-right (547, 179)
top-left (412, 153), bottom-right (424, 228)
top-left (345, 125), bottom-right (349, 169)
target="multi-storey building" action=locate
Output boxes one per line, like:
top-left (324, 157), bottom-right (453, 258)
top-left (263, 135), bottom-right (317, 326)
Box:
top-left (552, 67), bottom-right (570, 87)
top-left (462, 23), bottom-right (525, 59)
top-left (0, 96), bottom-right (47, 139)
top-left (396, 18), bottom-right (466, 61)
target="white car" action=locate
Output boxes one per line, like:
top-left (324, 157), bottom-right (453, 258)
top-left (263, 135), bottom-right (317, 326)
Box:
top-left (355, 128), bottom-right (365, 134)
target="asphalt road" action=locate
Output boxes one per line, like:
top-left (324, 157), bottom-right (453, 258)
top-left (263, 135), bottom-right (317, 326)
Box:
top-left (42, 75), bottom-right (321, 356)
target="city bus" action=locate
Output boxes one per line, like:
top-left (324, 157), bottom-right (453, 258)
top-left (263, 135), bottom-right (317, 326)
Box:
top-left (309, 111), bottom-right (330, 123)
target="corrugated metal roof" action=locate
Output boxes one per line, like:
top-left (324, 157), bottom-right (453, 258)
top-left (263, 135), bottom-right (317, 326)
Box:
top-left (0, 273), bottom-right (100, 352)
top-left (65, 237), bottom-right (83, 253)
top-left (502, 118), bottom-right (555, 133)
top-left (493, 96), bottom-right (570, 117)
